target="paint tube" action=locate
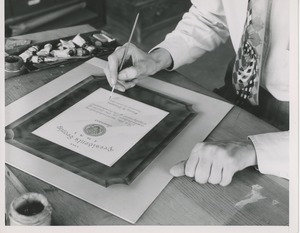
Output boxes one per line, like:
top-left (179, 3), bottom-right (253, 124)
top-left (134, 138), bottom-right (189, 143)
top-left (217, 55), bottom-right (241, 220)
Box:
top-left (68, 48), bottom-right (77, 56)
top-left (76, 48), bottom-right (89, 56)
top-left (31, 55), bottom-right (43, 63)
top-left (32, 56), bottom-right (60, 63)
top-left (59, 39), bottom-right (75, 49)
top-left (51, 49), bottom-right (70, 58)
top-left (44, 57), bottom-right (59, 62)
top-left (83, 45), bottom-right (96, 54)
top-left (36, 43), bottom-right (52, 56)
top-left (19, 45), bottom-right (39, 62)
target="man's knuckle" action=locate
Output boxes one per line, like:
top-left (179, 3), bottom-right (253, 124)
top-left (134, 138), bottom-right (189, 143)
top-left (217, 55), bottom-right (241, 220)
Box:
top-left (107, 54), bottom-right (113, 62)
top-left (220, 177), bottom-right (231, 186)
top-left (208, 178), bottom-right (218, 184)
top-left (225, 156), bottom-right (237, 168)
top-left (220, 181), bottom-right (229, 187)
top-left (185, 169), bottom-right (194, 177)
top-left (195, 176), bottom-right (205, 184)
top-left (193, 142), bottom-right (203, 151)
top-left (129, 43), bottom-right (136, 49)
top-left (200, 152), bottom-right (211, 163)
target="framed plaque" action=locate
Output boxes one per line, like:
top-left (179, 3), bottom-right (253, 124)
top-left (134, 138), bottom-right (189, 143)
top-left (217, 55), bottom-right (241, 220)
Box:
top-left (6, 76), bottom-right (196, 187)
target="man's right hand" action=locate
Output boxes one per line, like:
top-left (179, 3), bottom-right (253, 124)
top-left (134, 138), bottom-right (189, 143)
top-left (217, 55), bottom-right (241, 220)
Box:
top-left (104, 43), bottom-right (173, 92)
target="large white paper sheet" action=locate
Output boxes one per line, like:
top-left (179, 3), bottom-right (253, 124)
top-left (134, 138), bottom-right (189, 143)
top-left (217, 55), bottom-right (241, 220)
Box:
top-left (33, 88), bottom-right (168, 166)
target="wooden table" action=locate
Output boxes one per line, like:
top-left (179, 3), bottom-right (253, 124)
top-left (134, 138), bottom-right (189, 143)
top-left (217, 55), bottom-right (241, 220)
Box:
top-left (5, 25), bottom-right (289, 226)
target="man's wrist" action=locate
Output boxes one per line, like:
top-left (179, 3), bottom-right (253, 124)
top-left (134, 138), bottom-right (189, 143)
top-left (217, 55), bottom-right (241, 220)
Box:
top-left (149, 48), bottom-right (173, 73)
top-left (243, 140), bottom-right (258, 168)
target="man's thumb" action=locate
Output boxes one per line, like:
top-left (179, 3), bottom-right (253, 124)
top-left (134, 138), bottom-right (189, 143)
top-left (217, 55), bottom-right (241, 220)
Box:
top-left (169, 160), bottom-right (186, 177)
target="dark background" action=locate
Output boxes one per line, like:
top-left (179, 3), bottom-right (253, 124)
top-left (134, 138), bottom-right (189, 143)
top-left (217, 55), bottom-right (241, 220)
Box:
top-left (5, 0), bottom-right (235, 96)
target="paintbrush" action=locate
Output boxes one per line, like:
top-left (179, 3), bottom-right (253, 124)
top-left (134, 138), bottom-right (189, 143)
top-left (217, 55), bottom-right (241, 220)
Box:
top-left (109, 12), bottom-right (140, 100)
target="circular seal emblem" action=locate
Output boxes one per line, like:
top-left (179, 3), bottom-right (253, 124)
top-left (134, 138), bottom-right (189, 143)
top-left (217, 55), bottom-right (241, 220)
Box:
top-left (83, 124), bottom-right (106, 136)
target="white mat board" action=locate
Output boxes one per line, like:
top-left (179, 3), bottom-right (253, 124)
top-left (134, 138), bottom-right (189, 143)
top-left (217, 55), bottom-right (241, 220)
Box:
top-left (5, 58), bottom-right (233, 224)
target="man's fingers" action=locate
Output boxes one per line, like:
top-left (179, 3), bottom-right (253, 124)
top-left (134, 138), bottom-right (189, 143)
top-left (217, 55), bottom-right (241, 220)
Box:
top-left (115, 43), bottom-right (134, 61)
top-left (220, 168), bottom-right (234, 186)
top-left (170, 160), bottom-right (186, 177)
top-left (121, 79), bottom-right (138, 90)
top-left (106, 43), bottom-right (151, 92)
top-left (185, 143), bottom-right (205, 177)
top-left (118, 67), bottom-right (138, 81)
top-left (106, 46), bottom-right (130, 84)
top-left (114, 46), bottom-right (122, 51)
top-left (208, 163), bottom-right (223, 184)
top-left (194, 158), bottom-right (212, 184)
top-left (185, 153), bottom-right (199, 178)
top-left (114, 81), bottom-right (126, 92)
top-left (107, 54), bottom-right (120, 85)
top-left (118, 60), bottom-right (148, 81)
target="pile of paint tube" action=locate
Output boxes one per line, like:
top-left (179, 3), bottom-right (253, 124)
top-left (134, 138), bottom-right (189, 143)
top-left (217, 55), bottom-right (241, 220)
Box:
top-left (18, 33), bottom-right (114, 64)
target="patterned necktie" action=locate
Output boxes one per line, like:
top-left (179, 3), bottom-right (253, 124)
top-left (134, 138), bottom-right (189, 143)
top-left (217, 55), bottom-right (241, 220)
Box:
top-left (232, 0), bottom-right (272, 105)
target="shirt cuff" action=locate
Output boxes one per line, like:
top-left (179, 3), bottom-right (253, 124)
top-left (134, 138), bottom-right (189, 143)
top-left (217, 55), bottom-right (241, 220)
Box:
top-left (248, 131), bottom-right (289, 179)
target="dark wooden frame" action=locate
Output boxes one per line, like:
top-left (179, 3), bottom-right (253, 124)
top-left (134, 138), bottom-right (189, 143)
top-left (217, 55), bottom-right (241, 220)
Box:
top-left (6, 76), bottom-right (196, 187)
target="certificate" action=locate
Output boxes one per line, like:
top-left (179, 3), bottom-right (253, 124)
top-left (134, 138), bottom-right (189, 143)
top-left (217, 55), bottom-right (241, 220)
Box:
top-left (33, 88), bottom-right (169, 167)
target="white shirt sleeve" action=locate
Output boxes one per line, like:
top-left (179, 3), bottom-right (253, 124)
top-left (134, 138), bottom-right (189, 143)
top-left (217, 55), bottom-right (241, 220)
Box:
top-left (248, 131), bottom-right (289, 179)
top-left (151, 0), bottom-right (230, 70)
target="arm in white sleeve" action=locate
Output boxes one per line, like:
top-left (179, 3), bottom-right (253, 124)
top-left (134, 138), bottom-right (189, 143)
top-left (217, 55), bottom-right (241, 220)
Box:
top-left (152, 0), bottom-right (230, 70)
top-left (248, 131), bottom-right (289, 179)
